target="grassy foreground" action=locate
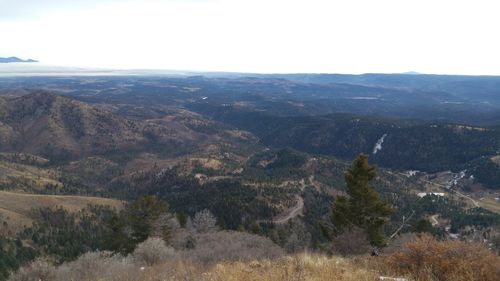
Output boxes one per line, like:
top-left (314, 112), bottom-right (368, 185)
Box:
top-left (140, 254), bottom-right (378, 281)
top-left (9, 233), bottom-right (500, 281)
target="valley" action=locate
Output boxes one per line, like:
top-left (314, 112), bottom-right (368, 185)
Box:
top-left (4, 0), bottom-right (500, 279)
top-left (0, 74), bottom-right (499, 281)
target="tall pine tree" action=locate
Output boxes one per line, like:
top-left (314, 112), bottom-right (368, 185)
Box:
top-left (330, 154), bottom-right (394, 247)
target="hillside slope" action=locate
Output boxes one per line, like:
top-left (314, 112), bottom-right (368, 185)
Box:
top-left (195, 108), bottom-right (500, 188)
top-left (0, 91), bottom-right (259, 161)
top-left (0, 91), bottom-right (145, 159)
top-left (0, 191), bottom-right (122, 234)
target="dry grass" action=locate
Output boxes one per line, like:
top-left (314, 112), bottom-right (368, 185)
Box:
top-left (137, 255), bottom-right (379, 281)
top-left (0, 191), bottom-right (123, 233)
top-left (11, 253), bottom-right (380, 281)
top-left (479, 197), bottom-right (500, 214)
top-left (10, 232), bottom-right (382, 281)
top-left (13, 243), bottom-right (500, 281)
top-left (197, 254), bottom-right (378, 281)
top-left (9, 229), bottom-right (500, 281)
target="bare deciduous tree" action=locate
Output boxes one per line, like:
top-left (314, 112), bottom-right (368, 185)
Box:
top-left (192, 209), bottom-right (218, 233)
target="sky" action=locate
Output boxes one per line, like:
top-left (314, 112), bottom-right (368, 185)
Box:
top-left (1, 0), bottom-right (500, 74)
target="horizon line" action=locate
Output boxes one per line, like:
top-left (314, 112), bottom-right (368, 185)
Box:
top-left (2, 62), bottom-right (500, 77)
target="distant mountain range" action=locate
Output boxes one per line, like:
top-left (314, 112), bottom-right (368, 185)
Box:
top-left (402, 71), bottom-right (422, 75)
top-left (0, 56), bottom-right (38, 63)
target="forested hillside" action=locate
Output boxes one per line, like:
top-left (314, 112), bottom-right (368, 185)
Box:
top-left (0, 75), bottom-right (499, 280)
top-left (192, 107), bottom-right (500, 188)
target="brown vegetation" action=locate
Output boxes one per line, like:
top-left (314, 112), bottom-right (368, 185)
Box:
top-left (0, 91), bottom-right (146, 158)
top-left (9, 253), bottom-right (378, 281)
top-left (175, 231), bottom-right (284, 263)
top-left (0, 91), bottom-right (259, 160)
top-left (331, 226), bottom-right (372, 256)
top-left (383, 234), bottom-right (500, 281)
top-left (9, 231), bottom-right (500, 281)
top-left (0, 191), bottom-right (122, 234)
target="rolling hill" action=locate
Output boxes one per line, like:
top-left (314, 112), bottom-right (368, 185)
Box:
top-left (0, 191), bottom-right (122, 234)
top-left (0, 91), bottom-right (259, 161)
top-left (0, 91), bottom-right (146, 159)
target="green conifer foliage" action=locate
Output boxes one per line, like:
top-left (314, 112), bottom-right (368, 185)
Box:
top-left (330, 154), bottom-right (394, 247)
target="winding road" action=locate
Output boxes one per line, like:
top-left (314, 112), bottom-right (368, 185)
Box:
top-left (258, 195), bottom-right (304, 224)
top-left (430, 214), bottom-right (439, 226)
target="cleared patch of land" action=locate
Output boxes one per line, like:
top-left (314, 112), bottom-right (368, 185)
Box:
top-left (479, 197), bottom-right (500, 214)
top-left (0, 191), bottom-right (122, 234)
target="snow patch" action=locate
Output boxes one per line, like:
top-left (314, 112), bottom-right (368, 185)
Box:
top-left (373, 134), bottom-right (388, 154)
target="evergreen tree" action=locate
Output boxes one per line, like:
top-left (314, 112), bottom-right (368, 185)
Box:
top-left (103, 213), bottom-right (132, 254)
top-left (329, 154), bottom-right (394, 247)
top-left (127, 195), bottom-right (169, 244)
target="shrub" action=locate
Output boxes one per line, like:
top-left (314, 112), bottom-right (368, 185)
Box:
top-left (132, 237), bottom-right (176, 266)
top-left (53, 251), bottom-right (138, 281)
top-left (179, 231), bottom-right (284, 263)
top-left (384, 234), bottom-right (500, 281)
top-left (331, 226), bottom-right (371, 256)
top-left (54, 251), bottom-right (128, 281)
top-left (383, 232), bottom-right (419, 255)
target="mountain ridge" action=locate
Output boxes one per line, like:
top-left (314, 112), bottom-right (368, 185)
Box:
top-left (0, 90), bottom-right (259, 161)
top-left (0, 56), bottom-right (38, 63)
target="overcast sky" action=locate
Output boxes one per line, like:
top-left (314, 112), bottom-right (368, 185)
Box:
top-left (1, 0), bottom-right (499, 74)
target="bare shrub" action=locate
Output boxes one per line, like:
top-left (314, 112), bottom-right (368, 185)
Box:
top-left (192, 209), bottom-right (218, 233)
top-left (96, 258), bottom-right (139, 281)
top-left (180, 231), bottom-right (284, 263)
top-left (132, 237), bottom-right (176, 266)
top-left (52, 251), bottom-right (141, 281)
top-left (331, 226), bottom-right (371, 256)
top-left (384, 234), bottom-right (500, 281)
top-left (383, 232), bottom-right (419, 254)
top-left (53, 251), bottom-right (123, 281)
top-left (8, 258), bottom-right (55, 281)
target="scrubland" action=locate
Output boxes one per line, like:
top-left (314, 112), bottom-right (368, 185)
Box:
top-left (9, 233), bottom-right (500, 281)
